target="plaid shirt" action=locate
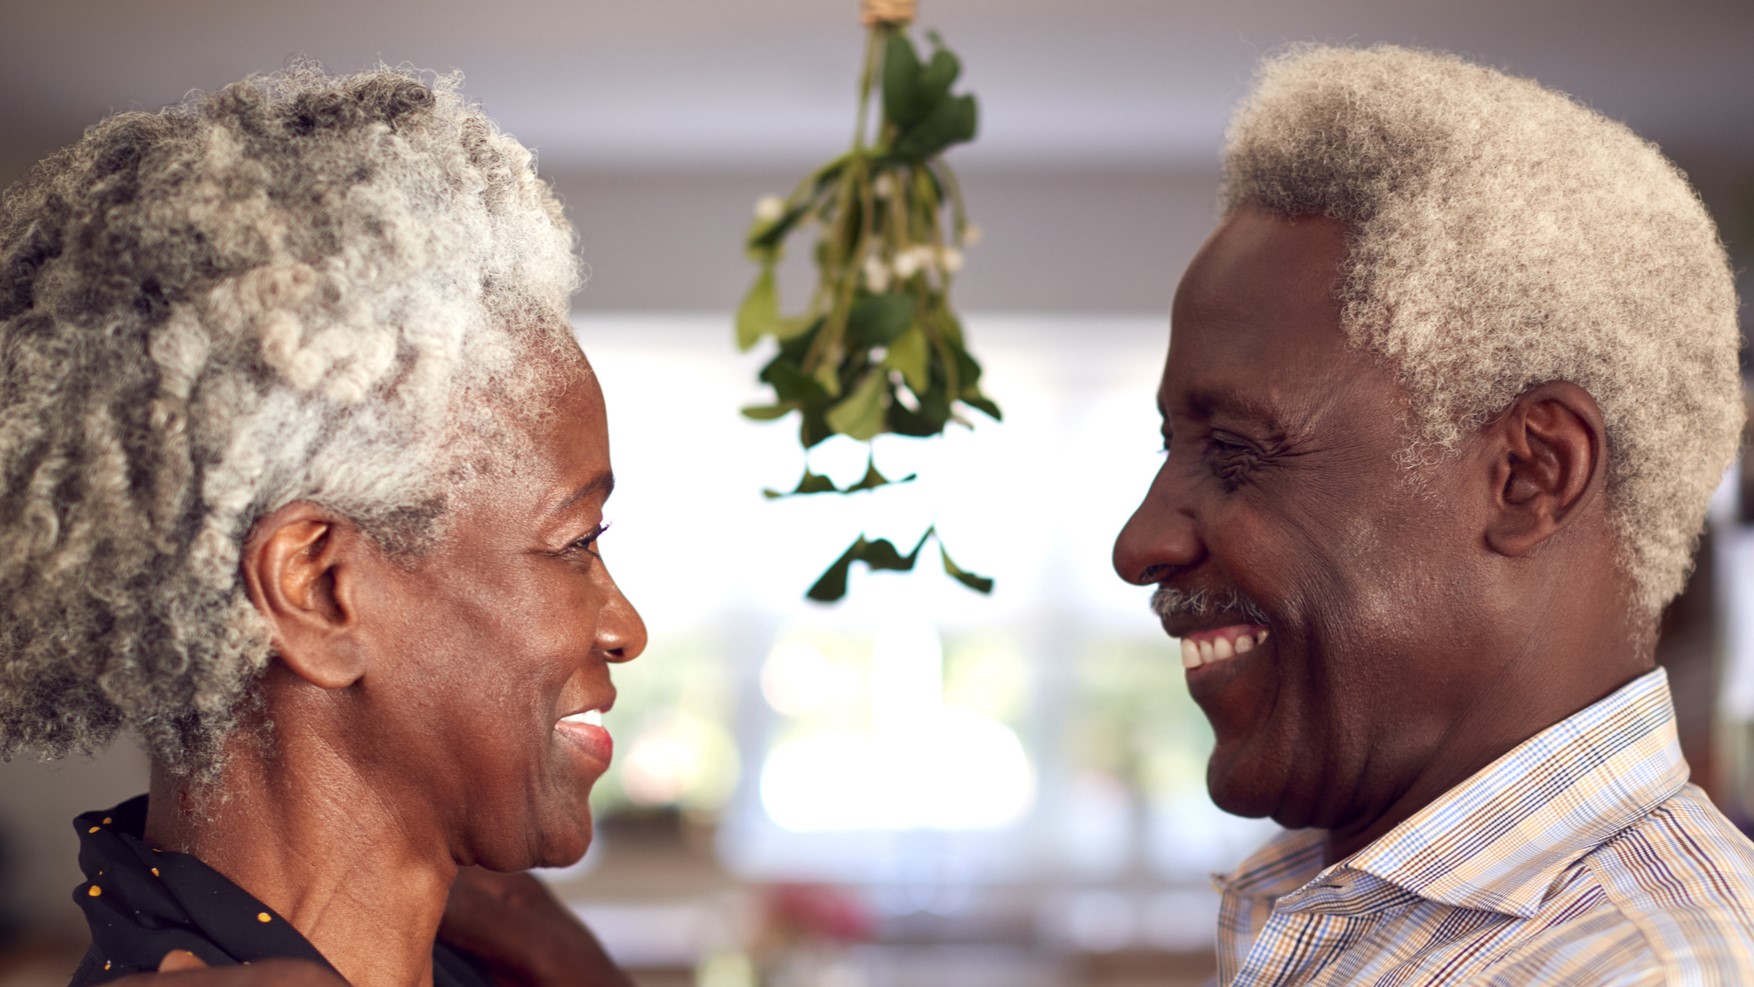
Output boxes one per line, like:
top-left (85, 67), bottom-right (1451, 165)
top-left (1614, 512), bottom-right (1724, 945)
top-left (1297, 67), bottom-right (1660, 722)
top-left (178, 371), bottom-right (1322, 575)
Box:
top-left (1214, 669), bottom-right (1754, 985)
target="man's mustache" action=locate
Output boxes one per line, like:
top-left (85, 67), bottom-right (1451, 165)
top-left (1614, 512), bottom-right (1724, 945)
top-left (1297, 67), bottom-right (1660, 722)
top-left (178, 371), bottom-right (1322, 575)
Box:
top-left (1150, 585), bottom-right (1272, 626)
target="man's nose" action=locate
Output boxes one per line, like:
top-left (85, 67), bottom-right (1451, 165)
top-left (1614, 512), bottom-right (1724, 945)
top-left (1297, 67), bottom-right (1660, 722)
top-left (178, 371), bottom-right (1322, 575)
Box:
top-left (1112, 466), bottom-right (1206, 585)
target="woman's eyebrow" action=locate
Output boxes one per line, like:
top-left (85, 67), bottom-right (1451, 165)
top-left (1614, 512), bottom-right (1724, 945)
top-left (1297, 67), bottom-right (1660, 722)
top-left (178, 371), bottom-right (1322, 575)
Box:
top-left (550, 471), bottom-right (615, 516)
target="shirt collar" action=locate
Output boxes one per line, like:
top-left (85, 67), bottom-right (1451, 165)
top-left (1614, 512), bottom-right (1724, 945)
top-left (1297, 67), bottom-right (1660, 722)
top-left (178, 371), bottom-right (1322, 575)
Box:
top-left (1216, 669), bottom-right (1688, 919)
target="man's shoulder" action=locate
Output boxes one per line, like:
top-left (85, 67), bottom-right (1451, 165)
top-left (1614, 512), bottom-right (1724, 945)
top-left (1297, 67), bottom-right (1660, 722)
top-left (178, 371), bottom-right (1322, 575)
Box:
top-left (1587, 785), bottom-right (1754, 913)
top-left (1466, 791), bottom-right (1754, 986)
top-left (1562, 784), bottom-right (1754, 980)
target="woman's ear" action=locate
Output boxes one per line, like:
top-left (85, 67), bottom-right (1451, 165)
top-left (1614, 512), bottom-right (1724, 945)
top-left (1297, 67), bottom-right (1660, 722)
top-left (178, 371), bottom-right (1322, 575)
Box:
top-left (1481, 381), bottom-right (1607, 558)
top-left (240, 501), bottom-right (369, 689)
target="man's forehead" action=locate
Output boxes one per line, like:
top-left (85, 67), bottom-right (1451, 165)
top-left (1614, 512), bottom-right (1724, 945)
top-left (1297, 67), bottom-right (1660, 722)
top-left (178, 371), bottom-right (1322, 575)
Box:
top-left (1157, 209), bottom-right (1376, 427)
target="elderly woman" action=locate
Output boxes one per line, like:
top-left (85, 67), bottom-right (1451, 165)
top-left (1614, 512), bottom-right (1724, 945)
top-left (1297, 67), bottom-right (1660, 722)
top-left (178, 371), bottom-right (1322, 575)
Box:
top-left (0, 65), bottom-right (645, 986)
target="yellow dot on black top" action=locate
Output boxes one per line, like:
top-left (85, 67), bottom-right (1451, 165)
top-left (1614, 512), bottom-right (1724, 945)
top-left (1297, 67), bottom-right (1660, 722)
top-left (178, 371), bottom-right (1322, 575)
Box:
top-left (88, 826), bottom-right (100, 833)
top-left (257, 912), bottom-right (271, 923)
top-left (102, 817), bottom-right (112, 824)
top-left (151, 868), bottom-right (160, 877)
top-left (88, 885), bottom-right (102, 897)
top-left (104, 962), bottom-right (111, 971)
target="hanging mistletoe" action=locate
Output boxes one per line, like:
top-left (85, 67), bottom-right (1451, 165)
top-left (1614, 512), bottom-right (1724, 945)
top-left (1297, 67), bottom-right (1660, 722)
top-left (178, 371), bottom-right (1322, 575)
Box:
top-left (736, 0), bottom-right (999, 602)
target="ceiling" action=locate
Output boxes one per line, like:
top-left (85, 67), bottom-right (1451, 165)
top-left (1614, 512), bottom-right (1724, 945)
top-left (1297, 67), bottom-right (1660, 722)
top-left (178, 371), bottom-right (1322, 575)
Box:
top-left (3, 0), bottom-right (1752, 176)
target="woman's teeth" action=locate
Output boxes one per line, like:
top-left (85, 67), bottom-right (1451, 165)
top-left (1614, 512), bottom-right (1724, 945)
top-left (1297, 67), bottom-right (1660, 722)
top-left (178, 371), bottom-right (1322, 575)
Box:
top-left (1181, 628), bottom-right (1269, 669)
top-left (560, 710), bottom-right (604, 726)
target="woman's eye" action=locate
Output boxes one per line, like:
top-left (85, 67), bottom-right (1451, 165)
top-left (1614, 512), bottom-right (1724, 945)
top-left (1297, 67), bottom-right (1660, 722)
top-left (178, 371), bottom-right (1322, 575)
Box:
top-left (569, 521), bottom-right (611, 554)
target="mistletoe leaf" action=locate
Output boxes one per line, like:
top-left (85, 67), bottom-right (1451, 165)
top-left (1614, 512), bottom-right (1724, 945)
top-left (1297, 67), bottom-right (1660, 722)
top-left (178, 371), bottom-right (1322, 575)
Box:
top-left (883, 323), bottom-right (930, 395)
top-left (806, 536), bottom-right (865, 602)
top-left (741, 403), bottom-right (796, 421)
top-left (800, 407), bottom-right (833, 449)
top-left (952, 336), bottom-right (985, 389)
top-left (886, 385), bottom-right (952, 436)
top-left (962, 393), bottom-right (1002, 422)
top-left (806, 530), bottom-right (928, 601)
top-left (812, 360), bottom-right (842, 399)
top-left (919, 47), bottom-right (961, 105)
top-left (824, 368), bottom-right (889, 441)
top-left (775, 314), bottom-right (823, 343)
top-left (810, 153), bottom-right (851, 191)
top-left (764, 468), bottom-right (840, 499)
top-left (845, 457), bottom-right (916, 493)
top-left (891, 94), bottom-right (977, 162)
top-left (940, 542), bottom-right (995, 594)
top-left (860, 534), bottom-right (922, 571)
top-left (775, 323), bottom-right (818, 362)
top-left (735, 266), bottom-right (779, 350)
top-left (747, 202), bottom-right (812, 255)
top-left (882, 32), bottom-right (927, 129)
top-left (759, 355), bottom-right (829, 405)
top-left (765, 461), bottom-right (914, 499)
top-left (847, 293), bottom-right (915, 348)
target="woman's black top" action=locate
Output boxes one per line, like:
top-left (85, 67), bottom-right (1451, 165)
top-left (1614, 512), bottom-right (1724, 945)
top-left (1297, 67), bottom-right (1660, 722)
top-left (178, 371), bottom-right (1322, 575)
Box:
top-left (69, 796), bottom-right (490, 986)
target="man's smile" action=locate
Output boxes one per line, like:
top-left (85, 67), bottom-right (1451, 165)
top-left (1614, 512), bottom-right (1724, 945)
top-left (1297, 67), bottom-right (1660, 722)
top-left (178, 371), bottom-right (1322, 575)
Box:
top-left (1179, 624), bottom-right (1270, 670)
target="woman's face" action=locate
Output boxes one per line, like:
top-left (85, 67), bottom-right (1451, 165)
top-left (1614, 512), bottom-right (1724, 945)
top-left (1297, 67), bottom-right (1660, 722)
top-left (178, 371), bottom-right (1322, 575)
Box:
top-left (349, 353), bottom-right (646, 870)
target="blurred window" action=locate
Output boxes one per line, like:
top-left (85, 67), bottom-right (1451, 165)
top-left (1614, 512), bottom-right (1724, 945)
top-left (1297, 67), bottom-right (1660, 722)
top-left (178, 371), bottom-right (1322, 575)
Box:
top-left (578, 313), bottom-right (1273, 896)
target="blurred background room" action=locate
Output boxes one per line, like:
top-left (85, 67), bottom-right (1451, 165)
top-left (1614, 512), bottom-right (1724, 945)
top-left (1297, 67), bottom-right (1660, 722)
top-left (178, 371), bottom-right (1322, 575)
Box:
top-left (2, 1), bottom-right (1752, 985)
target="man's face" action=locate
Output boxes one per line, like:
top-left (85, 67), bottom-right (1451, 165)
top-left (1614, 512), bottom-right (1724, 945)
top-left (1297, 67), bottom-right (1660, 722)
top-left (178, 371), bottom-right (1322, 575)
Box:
top-left (1113, 207), bottom-right (1491, 837)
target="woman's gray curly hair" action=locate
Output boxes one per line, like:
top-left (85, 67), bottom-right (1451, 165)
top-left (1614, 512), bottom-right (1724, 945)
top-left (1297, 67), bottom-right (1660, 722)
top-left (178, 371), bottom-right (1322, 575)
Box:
top-left (0, 63), bottom-right (582, 775)
top-left (1222, 44), bottom-right (1743, 619)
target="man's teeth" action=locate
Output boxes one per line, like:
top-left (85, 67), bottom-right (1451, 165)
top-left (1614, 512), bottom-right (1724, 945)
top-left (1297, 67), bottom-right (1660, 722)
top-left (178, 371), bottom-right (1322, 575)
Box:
top-left (560, 710), bottom-right (604, 727)
top-left (1180, 629), bottom-right (1269, 669)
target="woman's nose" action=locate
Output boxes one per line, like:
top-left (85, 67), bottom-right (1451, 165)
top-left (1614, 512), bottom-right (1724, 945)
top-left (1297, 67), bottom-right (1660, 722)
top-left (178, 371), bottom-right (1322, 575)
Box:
top-left (1113, 466), bottom-right (1206, 586)
top-left (597, 578), bottom-right (647, 663)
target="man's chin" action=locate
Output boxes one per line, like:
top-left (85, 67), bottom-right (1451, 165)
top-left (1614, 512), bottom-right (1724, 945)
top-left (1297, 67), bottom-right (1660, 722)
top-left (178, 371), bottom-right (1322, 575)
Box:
top-left (1206, 752), bottom-right (1292, 821)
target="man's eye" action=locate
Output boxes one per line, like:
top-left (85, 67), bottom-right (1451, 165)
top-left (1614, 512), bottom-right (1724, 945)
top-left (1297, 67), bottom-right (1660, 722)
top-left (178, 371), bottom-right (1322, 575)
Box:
top-left (1207, 434), bottom-right (1259, 485)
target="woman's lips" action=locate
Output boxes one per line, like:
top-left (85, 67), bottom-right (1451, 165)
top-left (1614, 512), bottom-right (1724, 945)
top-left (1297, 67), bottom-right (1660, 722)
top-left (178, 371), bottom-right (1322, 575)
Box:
top-left (555, 709), bottom-right (613, 771)
top-left (1181, 624), bottom-right (1269, 670)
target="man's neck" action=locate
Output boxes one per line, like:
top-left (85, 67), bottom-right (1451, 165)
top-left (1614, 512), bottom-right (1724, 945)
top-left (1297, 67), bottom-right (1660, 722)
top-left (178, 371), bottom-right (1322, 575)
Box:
top-left (1320, 589), bottom-right (1654, 866)
top-left (145, 734), bottom-right (456, 987)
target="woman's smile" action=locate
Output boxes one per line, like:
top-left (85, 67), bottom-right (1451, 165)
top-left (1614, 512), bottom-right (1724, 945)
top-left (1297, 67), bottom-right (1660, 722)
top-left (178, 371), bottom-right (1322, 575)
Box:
top-left (555, 704), bottom-right (614, 775)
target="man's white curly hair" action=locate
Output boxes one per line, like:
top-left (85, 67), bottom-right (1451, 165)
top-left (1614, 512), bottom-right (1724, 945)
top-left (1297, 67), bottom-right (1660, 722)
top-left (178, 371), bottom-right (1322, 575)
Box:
top-left (0, 63), bottom-right (582, 775)
top-left (1221, 44), bottom-right (1742, 619)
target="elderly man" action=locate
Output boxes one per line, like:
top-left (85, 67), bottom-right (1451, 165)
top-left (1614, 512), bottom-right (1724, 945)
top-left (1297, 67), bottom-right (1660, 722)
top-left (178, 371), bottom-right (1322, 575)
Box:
top-left (1112, 45), bottom-right (1752, 983)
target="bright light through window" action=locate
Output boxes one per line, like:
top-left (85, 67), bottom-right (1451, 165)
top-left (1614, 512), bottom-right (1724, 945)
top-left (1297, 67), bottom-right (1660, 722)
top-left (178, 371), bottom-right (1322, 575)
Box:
top-left (576, 312), bottom-right (1269, 884)
top-left (758, 620), bottom-right (1036, 831)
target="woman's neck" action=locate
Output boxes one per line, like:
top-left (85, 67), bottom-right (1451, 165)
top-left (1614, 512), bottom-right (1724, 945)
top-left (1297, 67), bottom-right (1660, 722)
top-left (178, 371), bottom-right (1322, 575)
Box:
top-left (145, 731), bottom-right (456, 987)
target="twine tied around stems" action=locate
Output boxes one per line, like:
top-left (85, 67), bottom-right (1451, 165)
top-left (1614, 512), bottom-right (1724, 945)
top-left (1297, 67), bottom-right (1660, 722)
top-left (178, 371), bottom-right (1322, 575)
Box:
top-left (860, 0), bottom-right (916, 26)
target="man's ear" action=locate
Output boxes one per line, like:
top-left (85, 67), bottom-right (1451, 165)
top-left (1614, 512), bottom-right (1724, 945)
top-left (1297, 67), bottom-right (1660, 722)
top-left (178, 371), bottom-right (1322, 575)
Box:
top-left (1480, 381), bottom-right (1606, 558)
top-left (240, 501), bottom-right (369, 690)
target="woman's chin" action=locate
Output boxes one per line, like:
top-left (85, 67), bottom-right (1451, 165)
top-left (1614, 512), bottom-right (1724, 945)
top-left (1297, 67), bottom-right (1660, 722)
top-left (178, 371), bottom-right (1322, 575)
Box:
top-left (464, 813), bottom-right (593, 872)
top-left (534, 815), bottom-right (594, 870)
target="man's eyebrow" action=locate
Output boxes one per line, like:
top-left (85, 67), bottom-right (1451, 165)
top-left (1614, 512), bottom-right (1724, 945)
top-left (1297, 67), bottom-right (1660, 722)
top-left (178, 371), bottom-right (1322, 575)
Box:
top-left (1167, 388), bottom-right (1287, 429)
top-left (551, 471), bottom-right (615, 516)
top-left (1212, 395), bottom-right (1284, 427)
